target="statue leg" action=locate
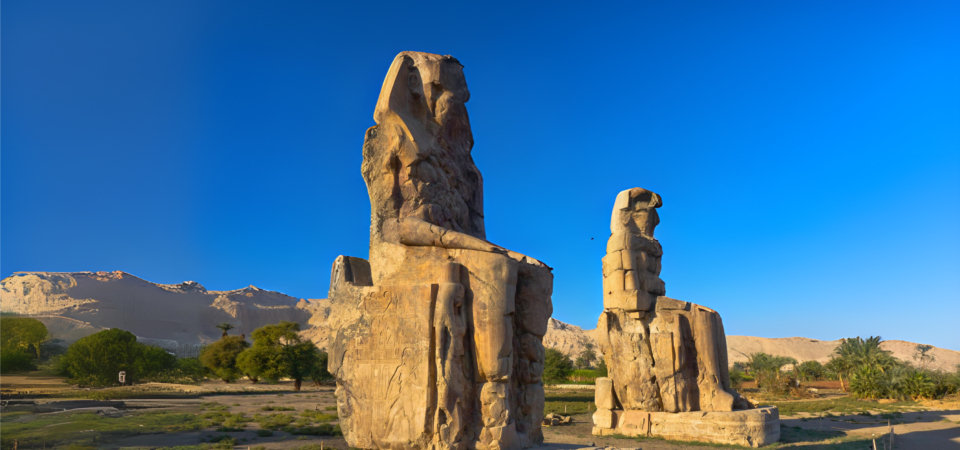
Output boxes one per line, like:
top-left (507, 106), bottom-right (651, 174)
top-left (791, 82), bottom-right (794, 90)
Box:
top-left (460, 250), bottom-right (520, 450)
top-left (693, 307), bottom-right (734, 412)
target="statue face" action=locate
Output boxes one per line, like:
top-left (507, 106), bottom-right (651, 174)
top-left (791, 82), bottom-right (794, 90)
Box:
top-left (612, 188), bottom-right (662, 237)
top-left (628, 206), bottom-right (660, 238)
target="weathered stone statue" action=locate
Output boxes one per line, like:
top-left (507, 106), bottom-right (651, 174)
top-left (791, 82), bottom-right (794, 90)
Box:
top-left (327, 52), bottom-right (553, 450)
top-left (593, 188), bottom-right (780, 447)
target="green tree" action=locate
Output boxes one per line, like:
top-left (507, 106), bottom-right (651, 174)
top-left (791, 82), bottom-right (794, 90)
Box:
top-left (745, 353), bottom-right (796, 392)
top-left (200, 335), bottom-right (250, 382)
top-left (577, 343), bottom-right (597, 369)
top-left (282, 341), bottom-right (322, 391)
top-left (60, 328), bottom-right (176, 386)
top-left (828, 336), bottom-right (898, 392)
top-left (1, 317), bottom-right (49, 360)
top-left (309, 349), bottom-right (332, 386)
top-left (237, 321), bottom-right (325, 391)
top-left (596, 358), bottom-right (608, 377)
top-left (729, 365), bottom-right (747, 389)
top-left (796, 361), bottom-right (825, 382)
top-left (0, 348), bottom-right (36, 373)
top-left (236, 345), bottom-right (276, 383)
top-left (543, 348), bottom-right (574, 383)
top-left (913, 344), bottom-right (936, 371)
top-left (175, 357), bottom-right (205, 383)
top-left (216, 322), bottom-right (236, 338)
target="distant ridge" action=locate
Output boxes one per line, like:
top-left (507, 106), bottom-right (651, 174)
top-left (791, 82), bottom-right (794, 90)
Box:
top-left (541, 319), bottom-right (960, 372)
top-left (4, 271), bottom-right (957, 371)
top-left (0, 271), bottom-right (314, 348)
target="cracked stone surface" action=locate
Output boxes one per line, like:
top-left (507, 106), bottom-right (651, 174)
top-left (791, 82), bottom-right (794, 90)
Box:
top-left (592, 188), bottom-right (778, 447)
top-left (326, 51), bottom-right (553, 450)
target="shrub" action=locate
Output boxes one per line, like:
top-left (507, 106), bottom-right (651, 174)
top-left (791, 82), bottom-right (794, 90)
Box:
top-left (0, 348), bottom-right (36, 373)
top-left (569, 369), bottom-right (600, 382)
top-left (596, 358), bottom-right (608, 377)
top-left (200, 336), bottom-right (250, 382)
top-left (0, 317), bottom-right (48, 360)
top-left (300, 410), bottom-right (338, 422)
top-left (256, 430), bottom-right (274, 437)
top-left (261, 406), bottom-right (295, 411)
top-left (60, 328), bottom-right (176, 386)
top-left (729, 365), bottom-right (747, 389)
top-left (254, 413), bottom-right (296, 430)
top-left (796, 361), bottom-right (825, 382)
top-left (543, 348), bottom-right (573, 383)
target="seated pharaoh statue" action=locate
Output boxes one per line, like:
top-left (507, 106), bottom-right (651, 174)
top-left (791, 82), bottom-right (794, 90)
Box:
top-left (593, 188), bottom-right (779, 447)
top-left (326, 52), bottom-right (554, 450)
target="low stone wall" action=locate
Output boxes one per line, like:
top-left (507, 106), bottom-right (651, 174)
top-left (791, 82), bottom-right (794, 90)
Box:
top-left (592, 407), bottom-right (780, 448)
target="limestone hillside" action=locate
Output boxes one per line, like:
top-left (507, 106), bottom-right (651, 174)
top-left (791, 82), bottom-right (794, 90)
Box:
top-left (0, 271), bottom-right (314, 350)
top-left (5, 271), bottom-right (957, 371)
top-left (541, 319), bottom-right (960, 372)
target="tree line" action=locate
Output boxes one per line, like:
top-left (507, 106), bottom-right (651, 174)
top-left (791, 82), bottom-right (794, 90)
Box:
top-left (730, 336), bottom-right (960, 401)
top-left (0, 317), bottom-right (330, 390)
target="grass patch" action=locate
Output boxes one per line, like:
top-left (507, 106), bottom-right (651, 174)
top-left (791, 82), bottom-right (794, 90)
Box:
top-left (253, 412), bottom-right (296, 430)
top-left (0, 410), bottom-right (203, 448)
top-left (199, 410), bottom-right (249, 428)
top-left (283, 423), bottom-right (342, 436)
top-left (300, 410), bottom-right (338, 422)
top-left (544, 390), bottom-right (594, 415)
top-left (260, 405), bottom-right (295, 411)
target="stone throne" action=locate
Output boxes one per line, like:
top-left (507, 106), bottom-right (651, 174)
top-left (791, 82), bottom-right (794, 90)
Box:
top-left (592, 188), bottom-right (780, 447)
top-left (327, 52), bottom-right (553, 450)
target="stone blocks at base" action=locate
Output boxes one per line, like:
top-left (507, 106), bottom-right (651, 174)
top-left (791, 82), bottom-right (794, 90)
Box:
top-left (592, 407), bottom-right (780, 448)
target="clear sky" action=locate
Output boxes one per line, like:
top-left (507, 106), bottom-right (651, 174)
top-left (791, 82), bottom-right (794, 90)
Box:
top-left (3, 1), bottom-right (958, 350)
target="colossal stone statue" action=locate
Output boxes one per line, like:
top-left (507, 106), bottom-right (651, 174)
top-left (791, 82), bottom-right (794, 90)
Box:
top-left (593, 188), bottom-right (780, 447)
top-left (327, 52), bottom-right (553, 450)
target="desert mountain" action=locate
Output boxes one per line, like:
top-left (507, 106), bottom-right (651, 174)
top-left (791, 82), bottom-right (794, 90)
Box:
top-left (541, 318), bottom-right (960, 372)
top-left (5, 271), bottom-right (957, 371)
top-left (0, 271), bottom-right (314, 350)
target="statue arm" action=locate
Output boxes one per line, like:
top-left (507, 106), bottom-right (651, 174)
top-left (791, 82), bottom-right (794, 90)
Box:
top-left (399, 217), bottom-right (506, 253)
top-left (399, 217), bottom-right (550, 268)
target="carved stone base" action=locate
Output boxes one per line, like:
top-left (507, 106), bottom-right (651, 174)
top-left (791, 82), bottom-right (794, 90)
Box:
top-left (591, 407), bottom-right (780, 448)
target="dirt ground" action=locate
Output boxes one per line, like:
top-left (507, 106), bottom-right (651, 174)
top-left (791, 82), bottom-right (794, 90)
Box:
top-left (3, 375), bottom-right (960, 449)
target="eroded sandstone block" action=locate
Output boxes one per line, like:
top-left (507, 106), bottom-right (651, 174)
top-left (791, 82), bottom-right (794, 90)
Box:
top-left (594, 188), bottom-right (774, 445)
top-left (593, 408), bottom-right (781, 448)
top-left (328, 51), bottom-right (552, 450)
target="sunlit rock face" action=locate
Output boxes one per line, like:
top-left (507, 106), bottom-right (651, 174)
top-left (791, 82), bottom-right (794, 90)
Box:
top-left (327, 51), bottom-right (553, 450)
top-left (593, 188), bottom-right (777, 447)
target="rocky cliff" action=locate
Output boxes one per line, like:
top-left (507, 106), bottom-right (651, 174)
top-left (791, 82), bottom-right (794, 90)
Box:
top-left (0, 271), bottom-right (313, 348)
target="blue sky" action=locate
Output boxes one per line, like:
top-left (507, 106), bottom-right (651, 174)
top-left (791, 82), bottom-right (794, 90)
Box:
top-left (3, 1), bottom-right (958, 350)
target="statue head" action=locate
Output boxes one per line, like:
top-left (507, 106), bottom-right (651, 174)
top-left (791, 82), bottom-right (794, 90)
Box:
top-left (610, 188), bottom-right (662, 238)
top-left (362, 52), bottom-right (485, 264)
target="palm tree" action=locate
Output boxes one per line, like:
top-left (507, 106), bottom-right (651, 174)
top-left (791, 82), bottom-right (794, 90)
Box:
top-left (216, 322), bottom-right (236, 338)
top-left (828, 336), bottom-right (897, 392)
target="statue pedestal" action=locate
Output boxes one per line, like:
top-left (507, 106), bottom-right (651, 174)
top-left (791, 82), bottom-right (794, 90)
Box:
top-left (592, 407), bottom-right (780, 448)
